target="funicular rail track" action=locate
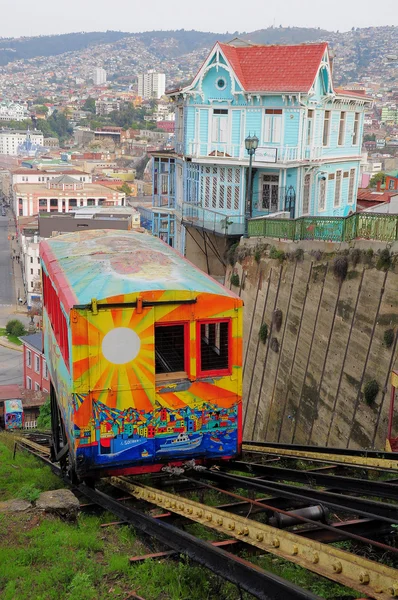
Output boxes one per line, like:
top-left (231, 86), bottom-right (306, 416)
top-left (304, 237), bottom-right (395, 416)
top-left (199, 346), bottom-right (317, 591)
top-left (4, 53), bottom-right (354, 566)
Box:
top-left (14, 436), bottom-right (398, 600)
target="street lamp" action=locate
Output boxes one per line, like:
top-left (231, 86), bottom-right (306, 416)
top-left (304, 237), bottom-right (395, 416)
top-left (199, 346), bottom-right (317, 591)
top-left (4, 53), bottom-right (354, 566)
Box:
top-left (244, 134), bottom-right (259, 237)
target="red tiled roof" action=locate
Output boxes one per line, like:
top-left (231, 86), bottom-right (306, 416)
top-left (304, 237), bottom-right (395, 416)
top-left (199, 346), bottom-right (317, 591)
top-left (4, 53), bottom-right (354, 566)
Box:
top-left (12, 168), bottom-right (88, 175)
top-left (218, 42), bottom-right (328, 92)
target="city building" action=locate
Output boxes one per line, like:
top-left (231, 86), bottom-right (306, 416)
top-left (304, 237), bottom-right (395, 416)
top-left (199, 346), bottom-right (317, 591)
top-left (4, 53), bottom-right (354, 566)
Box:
top-left (20, 333), bottom-right (49, 394)
top-left (0, 384), bottom-right (47, 429)
top-left (12, 168), bottom-right (92, 186)
top-left (138, 70), bottom-right (166, 100)
top-left (20, 225), bottom-right (41, 306)
top-left (14, 174), bottom-right (125, 217)
top-left (386, 170), bottom-right (398, 190)
top-left (93, 67), bottom-right (107, 86)
top-left (0, 129), bottom-right (44, 156)
top-left (150, 39), bottom-right (372, 271)
top-left (95, 98), bottom-right (121, 115)
top-left (38, 206), bottom-right (140, 237)
top-left (0, 101), bottom-right (29, 122)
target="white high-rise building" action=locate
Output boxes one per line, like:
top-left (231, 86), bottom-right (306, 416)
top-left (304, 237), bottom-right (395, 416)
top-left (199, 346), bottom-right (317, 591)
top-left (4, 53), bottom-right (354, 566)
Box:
top-left (93, 67), bottom-right (107, 86)
top-left (138, 71), bottom-right (166, 100)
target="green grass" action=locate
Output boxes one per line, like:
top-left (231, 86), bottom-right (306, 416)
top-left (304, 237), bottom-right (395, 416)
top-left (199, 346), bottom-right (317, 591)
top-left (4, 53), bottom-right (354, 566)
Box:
top-left (0, 436), bottom-right (63, 501)
top-left (0, 327), bottom-right (23, 346)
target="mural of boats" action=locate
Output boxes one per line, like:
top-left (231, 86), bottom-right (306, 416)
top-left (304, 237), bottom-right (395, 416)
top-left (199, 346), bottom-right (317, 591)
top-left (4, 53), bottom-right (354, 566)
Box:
top-left (156, 433), bottom-right (203, 454)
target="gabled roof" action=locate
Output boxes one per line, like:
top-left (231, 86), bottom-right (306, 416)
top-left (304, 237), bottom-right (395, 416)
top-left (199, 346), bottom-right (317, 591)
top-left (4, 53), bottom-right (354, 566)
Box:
top-left (218, 42), bottom-right (328, 93)
top-left (20, 332), bottom-right (43, 352)
top-left (51, 174), bottom-right (80, 184)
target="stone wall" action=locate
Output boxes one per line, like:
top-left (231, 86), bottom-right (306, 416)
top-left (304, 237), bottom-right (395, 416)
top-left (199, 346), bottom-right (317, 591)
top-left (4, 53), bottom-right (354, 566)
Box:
top-left (227, 239), bottom-right (398, 449)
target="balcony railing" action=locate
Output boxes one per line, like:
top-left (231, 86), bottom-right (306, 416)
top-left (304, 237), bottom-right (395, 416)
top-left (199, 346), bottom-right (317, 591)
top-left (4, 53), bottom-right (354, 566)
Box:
top-left (182, 203), bottom-right (245, 236)
top-left (185, 142), bottom-right (324, 163)
top-left (248, 212), bottom-right (398, 243)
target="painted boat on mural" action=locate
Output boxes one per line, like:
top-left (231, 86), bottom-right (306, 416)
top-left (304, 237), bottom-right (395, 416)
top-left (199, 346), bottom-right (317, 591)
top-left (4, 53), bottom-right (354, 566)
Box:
top-left (156, 433), bottom-right (203, 454)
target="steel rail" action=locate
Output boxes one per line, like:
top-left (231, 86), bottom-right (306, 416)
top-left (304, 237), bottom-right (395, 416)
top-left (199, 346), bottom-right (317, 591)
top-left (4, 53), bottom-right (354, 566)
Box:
top-left (180, 474), bottom-right (398, 555)
top-left (228, 460), bottom-right (398, 500)
top-left (112, 477), bottom-right (398, 599)
top-left (78, 484), bottom-right (320, 600)
top-left (191, 468), bottom-right (398, 525)
top-left (242, 441), bottom-right (398, 471)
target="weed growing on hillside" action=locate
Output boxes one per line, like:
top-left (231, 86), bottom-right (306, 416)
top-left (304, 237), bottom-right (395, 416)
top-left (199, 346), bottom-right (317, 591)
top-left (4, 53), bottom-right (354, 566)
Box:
top-left (376, 248), bottom-right (392, 271)
top-left (350, 248), bottom-right (361, 267)
top-left (269, 246), bottom-right (285, 261)
top-left (384, 329), bottom-right (395, 348)
top-left (230, 273), bottom-right (240, 287)
top-left (333, 256), bottom-right (348, 282)
top-left (364, 379), bottom-right (379, 405)
top-left (259, 323), bottom-right (268, 344)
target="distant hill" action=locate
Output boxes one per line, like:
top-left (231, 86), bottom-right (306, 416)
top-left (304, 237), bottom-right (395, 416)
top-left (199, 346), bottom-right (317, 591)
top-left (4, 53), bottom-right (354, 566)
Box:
top-left (0, 27), bottom-right (333, 66)
top-left (0, 31), bottom-right (134, 66)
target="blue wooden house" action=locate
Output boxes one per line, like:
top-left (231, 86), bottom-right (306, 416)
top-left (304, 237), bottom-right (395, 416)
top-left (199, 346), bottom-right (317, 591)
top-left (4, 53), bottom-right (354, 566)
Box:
top-left (151, 39), bottom-right (372, 268)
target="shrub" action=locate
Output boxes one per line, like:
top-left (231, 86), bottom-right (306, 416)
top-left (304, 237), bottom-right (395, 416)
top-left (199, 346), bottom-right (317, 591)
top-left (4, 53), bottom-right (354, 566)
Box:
top-left (384, 329), bottom-right (395, 348)
top-left (270, 337), bottom-right (279, 353)
top-left (272, 309), bottom-right (283, 332)
top-left (37, 397), bottom-right (51, 430)
top-left (376, 248), bottom-right (391, 271)
top-left (350, 248), bottom-right (361, 268)
top-left (311, 249), bottom-right (323, 261)
top-left (269, 246), bottom-right (285, 261)
top-left (259, 323), bottom-right (268, 344)
top-left (254, 248), bottom-right (262, 263)
top-left (364, 379), bottom-right (379, 406)
top-left (5, 319), bottom-right (26, 337)
top-left (293, 248), bottom-right (304, 261)
top-left (333, 256), bottom-right (348, 282)
top-left (226, 242), bottom-right (239, 266)
top-left (363, 248), bottom-right (374, 266)
top-left (230, 273), bottom-right (240, 287)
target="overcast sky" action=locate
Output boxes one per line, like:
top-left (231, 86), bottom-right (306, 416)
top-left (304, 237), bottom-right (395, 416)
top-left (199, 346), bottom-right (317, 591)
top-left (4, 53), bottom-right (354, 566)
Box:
top-left (1, 0), bottom-right (397, 38)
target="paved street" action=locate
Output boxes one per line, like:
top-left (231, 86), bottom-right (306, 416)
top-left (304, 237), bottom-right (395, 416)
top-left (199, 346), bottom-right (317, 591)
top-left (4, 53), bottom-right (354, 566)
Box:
top-left (0, 345), bottom-right (22, 385)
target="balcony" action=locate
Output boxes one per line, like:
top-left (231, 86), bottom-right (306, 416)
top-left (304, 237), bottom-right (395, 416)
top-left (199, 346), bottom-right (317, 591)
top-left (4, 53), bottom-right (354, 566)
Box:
top-left (184, 142), bottom-right (324, 164)
top-left (182, 203), bottom-right (245, 236)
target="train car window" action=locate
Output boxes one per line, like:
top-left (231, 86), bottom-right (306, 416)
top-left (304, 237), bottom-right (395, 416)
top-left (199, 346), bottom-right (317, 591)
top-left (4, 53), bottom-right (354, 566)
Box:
top-left (198, 320), bottom-right (230, 375)
top-left (155, 324), bottom-right (186, 375)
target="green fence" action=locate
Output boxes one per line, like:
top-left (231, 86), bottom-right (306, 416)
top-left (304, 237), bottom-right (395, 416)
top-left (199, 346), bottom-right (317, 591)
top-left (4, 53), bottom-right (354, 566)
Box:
top-left (248, 213), bottom-right (398, 243)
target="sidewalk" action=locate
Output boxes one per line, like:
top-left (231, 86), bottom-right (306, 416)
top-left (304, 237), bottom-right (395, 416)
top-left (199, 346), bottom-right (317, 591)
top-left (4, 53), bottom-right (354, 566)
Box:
top-left (0, 336), bottom-right (23, 353)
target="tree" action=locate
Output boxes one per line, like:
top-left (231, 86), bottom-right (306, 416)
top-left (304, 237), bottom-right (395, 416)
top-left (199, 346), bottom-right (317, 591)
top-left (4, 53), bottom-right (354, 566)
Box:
top-left (83, 97), bottom-right (96, 113)
top-left (34, 105), bottom-right (49, 115)
top-left (37, 397), bottom-right (51, 429)
top-left (369, 172), bottom-right (386, 188)
top-left (117, 182), bottom-right (133, 195)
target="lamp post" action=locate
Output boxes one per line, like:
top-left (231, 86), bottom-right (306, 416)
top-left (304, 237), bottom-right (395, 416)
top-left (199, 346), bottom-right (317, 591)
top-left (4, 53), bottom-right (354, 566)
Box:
top-left (244, 134), bottom-right (259, 238)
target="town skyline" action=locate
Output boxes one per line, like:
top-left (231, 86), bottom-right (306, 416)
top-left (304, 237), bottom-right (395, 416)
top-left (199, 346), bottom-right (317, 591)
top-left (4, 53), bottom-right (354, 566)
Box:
top-left (0, 0), bottom-right (397, 38)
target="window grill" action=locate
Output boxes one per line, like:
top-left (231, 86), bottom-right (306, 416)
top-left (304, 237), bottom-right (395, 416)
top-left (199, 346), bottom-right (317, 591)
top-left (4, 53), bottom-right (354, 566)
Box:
top-left (155, 324), bottom-right (186, 374)
top-left (200, 321), bottom-right (229, 373)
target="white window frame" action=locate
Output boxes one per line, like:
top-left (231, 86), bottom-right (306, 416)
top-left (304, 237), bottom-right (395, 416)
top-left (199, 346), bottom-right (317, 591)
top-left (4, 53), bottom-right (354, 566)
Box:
top-left (334, 170), bottom-right (342, 207)
top-left (306, 110), bottom-right (314, 146)
top-left (26, 349), bottom-right (31, 368)
top-left (338, 112), bottom-right (346, 146)
top-left (43, 360), bottom-right (48, 380)
top-left (34, 382), bottom-right (40, 391)
top-left (26, 376), bottom-right (32, 390)
top-left (352, 113), bottom-right (360, 146)
top-left (302, 173), bottom-right (311, 215)
top-left (322, 111), bottom-right (331, 147)
top-left (211, 109), bottom-right (229, 144)
top-left (34, 354), bottom-right (40, 374)
top-left (263, 109), bottom-right (282, 144)
top-left (318, 177), bottom-right (327, 212)
top-left (348, 168), bottom-right (356, 205)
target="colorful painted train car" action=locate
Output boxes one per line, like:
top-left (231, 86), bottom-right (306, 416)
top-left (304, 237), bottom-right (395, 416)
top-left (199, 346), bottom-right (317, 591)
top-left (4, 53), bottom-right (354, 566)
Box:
top-left (40, 230), bottom-right (243, 480)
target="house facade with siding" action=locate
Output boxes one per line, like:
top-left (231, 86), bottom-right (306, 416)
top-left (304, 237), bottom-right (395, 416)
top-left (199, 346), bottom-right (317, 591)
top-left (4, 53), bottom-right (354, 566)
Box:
top-left (151, 40), bottom-right (372, 259)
